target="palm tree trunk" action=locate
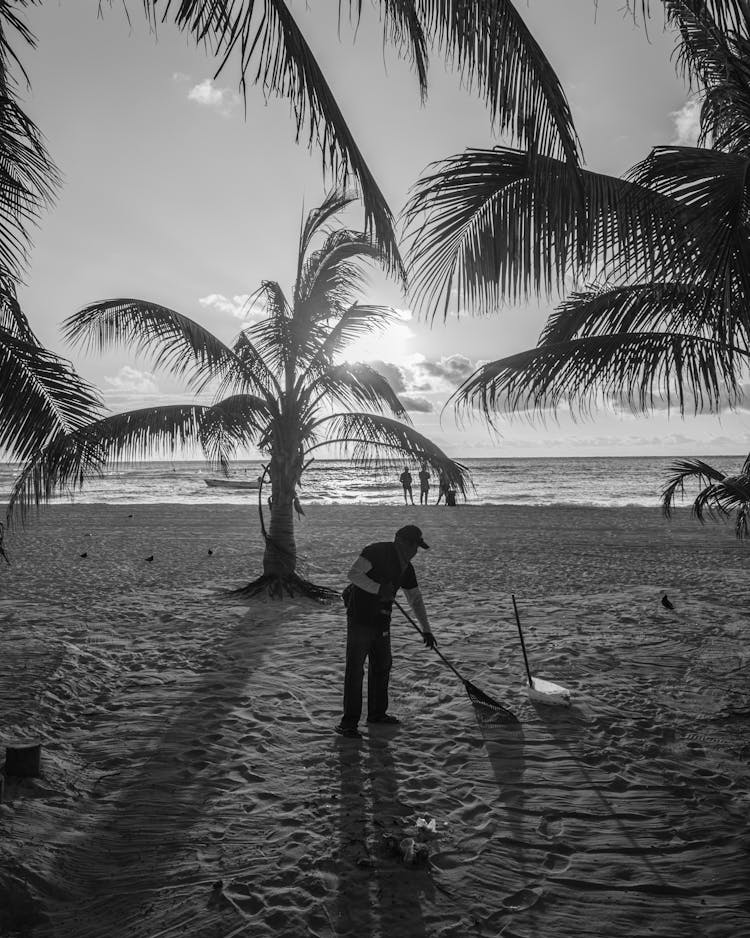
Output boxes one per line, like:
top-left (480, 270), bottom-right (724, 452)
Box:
top-left (263, 493), bottom-right (297, 578)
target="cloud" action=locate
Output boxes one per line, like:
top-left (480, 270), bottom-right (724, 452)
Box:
top-left (364, 353), bottom-right (479, 398)
top-left (172, 72), bottom-right (191, 83)
top-left (417, 354), bottom-right (475, 385)
top-left (187, 79), bottom-right (240, 117)
top-left (670, 98), bottom-right (701, 146)
top-left (104, 366), bottom-right (159, 394)
top-left (199, 293), bottom-right (257, 319)
top-left (367, 360), bottom-right (408, 393)
top-left (400, 395), bottom-right (434, 413)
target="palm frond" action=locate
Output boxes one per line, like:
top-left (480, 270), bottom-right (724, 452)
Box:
top-left (7, 398), bottom-right (264, 525)
top-left (297, 188), bottom-right (359, 264)
top-left (7, 403), bottom-right (208, 524)
top-left (0, 325), bottom-right (104, 461)
top-left (539, 281), bottom-right (743, 347)
top-left (376, 0), bottom-right (429, 99)
top-left (195, 393), bottom-right (269, 465)
top-left (403, 147), bottom-right (684, 318)
top-left (0, 3), bottom-right (60, 279)
top-left (661, 456), bottom-right (727, 515)
top-left (628, 147), bottom-right (750, 321)
top-left (452, 331), bottom-right (748, 420)
top-left (303, 362), bottom-right (410, 421)
top-left (0, 269), bottom-right (36, 340)
top-left (413, 0), bottom-right (581, 167)
top-left (309, 410), bottom-right (469, 495)
top-left (242, 285), bottom-right (296, 380)
top-left (63, 299), bottom-right (243, 392)
top-left (0, 92), bottom-right (59, 279)
top-left (296, 303), bottom-right (397, 389)
top-left (224, 330), bottom-right (283, 402)
top-left (661, 455), bottom-right (750, 537)
top-left (212, 0), bottom-right (404, 276)
top-left (295, 230), bottom-right (385, 320)
top-left (700, 35), bottom-right (750, 151)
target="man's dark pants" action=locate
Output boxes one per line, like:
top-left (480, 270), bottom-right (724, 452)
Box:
top-left (341, 617), bottom-right (392, 729)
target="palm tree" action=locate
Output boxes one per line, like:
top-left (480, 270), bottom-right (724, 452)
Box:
top-left (9, 191), bottom-right (469, 597)
top-left (404, 1), bottom-right (750, 537)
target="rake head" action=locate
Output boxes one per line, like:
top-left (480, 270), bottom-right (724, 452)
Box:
top-left (464, 680), bottom-right (519, 724)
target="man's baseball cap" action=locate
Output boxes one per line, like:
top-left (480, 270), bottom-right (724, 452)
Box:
top-left (395, 525), bottom-right (430, 550)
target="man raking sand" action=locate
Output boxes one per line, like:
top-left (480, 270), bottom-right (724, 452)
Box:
top-left (336, 525), bottom-right (436, 738)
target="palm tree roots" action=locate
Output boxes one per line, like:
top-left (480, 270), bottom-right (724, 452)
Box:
top-left (231, 572), bottom-right (340, 603)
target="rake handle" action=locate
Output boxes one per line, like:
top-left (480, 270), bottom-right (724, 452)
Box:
top-left (393, 600), bottom-right (467, 684)
top-left (511, 593), bottom-right (534, 687)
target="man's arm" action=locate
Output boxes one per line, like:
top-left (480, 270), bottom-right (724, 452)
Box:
top-left (403, 586), bottom-right (437, 647)
top-left (347, 555), bottom-right (379, 593)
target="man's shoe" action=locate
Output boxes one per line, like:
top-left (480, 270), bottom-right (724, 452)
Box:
top-left (335, 724), bottom-right (362, 738)
top-left (367, 714), bottom-right (401, 725)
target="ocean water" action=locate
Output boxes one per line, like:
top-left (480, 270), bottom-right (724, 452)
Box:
top-left (0, 455), bottom-right (745, 509)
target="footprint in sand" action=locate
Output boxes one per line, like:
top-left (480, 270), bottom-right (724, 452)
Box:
top-left (542, 845), bottom-right (573, 872)
top-left (502, 887), bottom-right (543, 911)
top-left (237, 764), bottom-right (265, 784)
top-left (538, 815), bottom-right (564, 838)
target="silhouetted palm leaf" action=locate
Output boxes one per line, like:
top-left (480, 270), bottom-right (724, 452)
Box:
top-left (0, 3), bottom-right (59, 278)
top-left (63, 299), bottom-right (245, 393)
top-left (453, 331), bottom-right (747, 419)
top-left (311, 411), bottom-right (468, 495)
top-left (403, 148), bottom-right (684, 317)
top-left (629, 146), bottom-right (750, 320)
top-left (661, 456), bottom-right (750, 538)
top-left (7, 401), bottom-right (260, 523)
top-left (0, 325), bottom-right (104, 461)
top-left (303, 362), bottom-right (409, 420)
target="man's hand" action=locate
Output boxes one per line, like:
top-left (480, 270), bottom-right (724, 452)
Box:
top-left (422, 630), bottom-right (437, 649)
top-left (378, 582), bottom-right (397, 602)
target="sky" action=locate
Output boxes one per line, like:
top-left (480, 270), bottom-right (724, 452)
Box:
top-left (14, 1), bottom-right (749, 459)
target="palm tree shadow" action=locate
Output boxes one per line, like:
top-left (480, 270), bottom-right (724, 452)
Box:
top-left (333, 732), bottom-right (433, 937)
top-left (528, 700), bottom-right (697, 930)
top-left (41, 613), bottom-right (279, 936)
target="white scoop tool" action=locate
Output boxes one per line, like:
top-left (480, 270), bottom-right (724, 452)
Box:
top-left (512, 594), bottom-right (571, 707)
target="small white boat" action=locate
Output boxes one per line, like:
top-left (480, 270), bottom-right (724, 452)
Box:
top-left (204, 477), bottom-right (261, 490)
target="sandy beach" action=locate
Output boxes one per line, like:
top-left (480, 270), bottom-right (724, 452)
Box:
top-left (0, 503), bottom-right (748, 937)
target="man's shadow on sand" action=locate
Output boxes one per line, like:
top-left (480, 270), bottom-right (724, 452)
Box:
top-left (333, 728), bottom-right (435, 938)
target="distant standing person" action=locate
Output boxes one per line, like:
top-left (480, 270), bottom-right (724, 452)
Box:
top-left (435, 470), bottom-right (449, 505)
top-left (399, 467), bottom-right (414, 505)
top-left (418, 464), bottom-right (431, 505)
top-left (336, 525), bottom-right (437, 738)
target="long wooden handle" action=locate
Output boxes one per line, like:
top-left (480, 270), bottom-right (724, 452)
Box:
top-left (393, 600), bottom-right (468, 684)
top-left (511, 593), bottom-right (534, 686)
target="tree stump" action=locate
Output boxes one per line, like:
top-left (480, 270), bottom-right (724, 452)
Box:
top-left (4, 741), bottom-right (42, 778)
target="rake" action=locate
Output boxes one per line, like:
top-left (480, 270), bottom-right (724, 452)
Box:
top-left (395, 601), bottom-right (517, 723)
